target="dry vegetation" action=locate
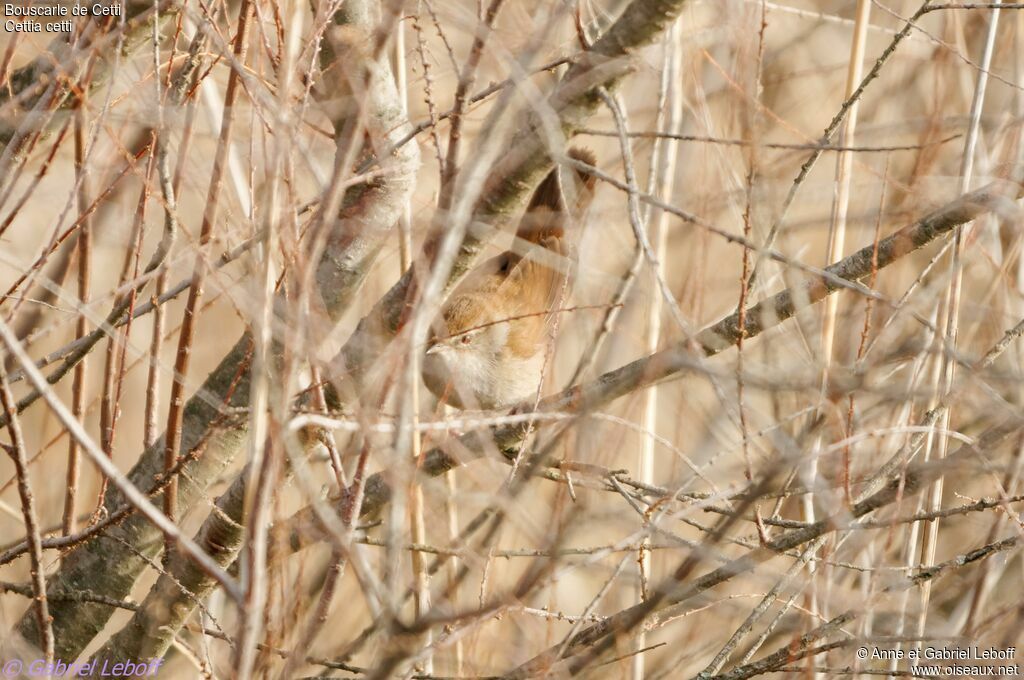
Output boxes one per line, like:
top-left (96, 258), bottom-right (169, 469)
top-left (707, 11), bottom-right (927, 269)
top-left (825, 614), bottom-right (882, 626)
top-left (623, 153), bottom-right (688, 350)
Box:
top-left (0, 0), bottom-right (1023, 677)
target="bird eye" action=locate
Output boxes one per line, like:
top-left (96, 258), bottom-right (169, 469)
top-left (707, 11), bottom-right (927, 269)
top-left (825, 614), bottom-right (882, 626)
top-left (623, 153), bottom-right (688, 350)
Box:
top-left (460, 334), bottom-right (472, 345)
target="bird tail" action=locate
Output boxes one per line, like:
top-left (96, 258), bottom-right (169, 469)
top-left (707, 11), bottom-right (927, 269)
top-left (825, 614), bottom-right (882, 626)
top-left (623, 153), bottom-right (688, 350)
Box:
top-left (515, 147), bottom-right (598, 247)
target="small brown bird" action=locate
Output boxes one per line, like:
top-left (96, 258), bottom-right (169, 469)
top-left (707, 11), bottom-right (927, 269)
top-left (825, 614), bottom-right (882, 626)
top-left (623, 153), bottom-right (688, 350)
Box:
top-left (422, 149), bottom-right (597, 410)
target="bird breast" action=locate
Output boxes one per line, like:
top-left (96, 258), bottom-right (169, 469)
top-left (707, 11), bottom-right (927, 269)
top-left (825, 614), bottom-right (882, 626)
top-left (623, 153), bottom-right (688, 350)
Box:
top-left (422, 342), bottom-right (545, 410)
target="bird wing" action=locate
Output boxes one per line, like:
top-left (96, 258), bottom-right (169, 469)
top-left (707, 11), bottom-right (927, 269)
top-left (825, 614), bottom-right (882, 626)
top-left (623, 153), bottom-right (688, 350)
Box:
top-left (497, 235), bottom-right (573, 357)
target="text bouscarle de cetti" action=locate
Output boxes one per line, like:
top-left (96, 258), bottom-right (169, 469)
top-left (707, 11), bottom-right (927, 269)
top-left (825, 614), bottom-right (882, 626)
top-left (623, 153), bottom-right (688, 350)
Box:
top-left (4, 1), bottom-right (121, 32)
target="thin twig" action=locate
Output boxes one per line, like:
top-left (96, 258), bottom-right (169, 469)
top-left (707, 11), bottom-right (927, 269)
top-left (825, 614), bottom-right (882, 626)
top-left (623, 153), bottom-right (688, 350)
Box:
top-left (0, 372), bottom-right (53, 665)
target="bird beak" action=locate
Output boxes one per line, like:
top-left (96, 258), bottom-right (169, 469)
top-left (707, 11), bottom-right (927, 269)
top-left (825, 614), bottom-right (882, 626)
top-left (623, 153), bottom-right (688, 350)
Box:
top-left (425, 342), bottom-right (442, 355)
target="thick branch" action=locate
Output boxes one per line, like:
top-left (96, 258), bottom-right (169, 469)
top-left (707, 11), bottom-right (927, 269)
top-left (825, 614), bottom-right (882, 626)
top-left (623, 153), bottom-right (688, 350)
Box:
top-left (93, 471), bottom-right (247, 661)
top-left (0, 0), bottom-right (170, 147)
top-left (14, 0), bottom-right (418, 658)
